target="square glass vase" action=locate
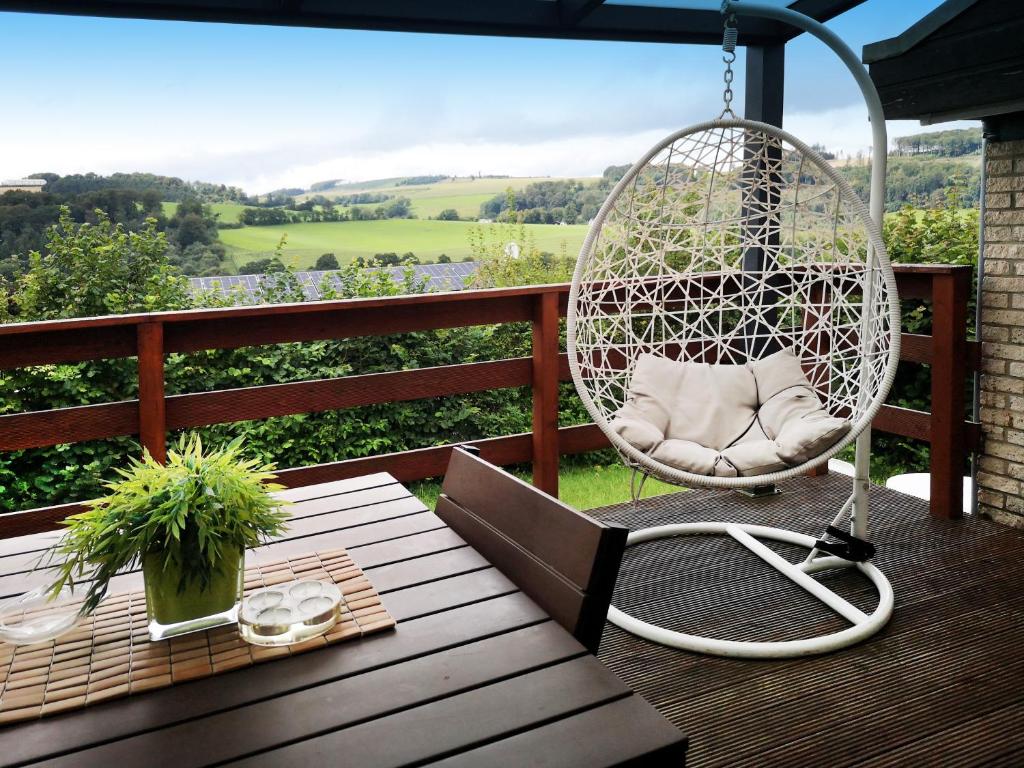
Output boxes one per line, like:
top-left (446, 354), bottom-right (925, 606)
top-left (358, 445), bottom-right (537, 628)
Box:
top-left (143, 551), bottom-right (244, 641)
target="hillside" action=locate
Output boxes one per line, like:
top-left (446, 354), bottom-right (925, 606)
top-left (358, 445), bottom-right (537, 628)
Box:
top-left (299, 176), bottom-right (596, 219)
top-left (217, 219), bottom-right (588, 270)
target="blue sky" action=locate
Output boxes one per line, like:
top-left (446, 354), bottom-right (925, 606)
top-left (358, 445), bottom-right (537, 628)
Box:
top-left (0, 0), bottom-right (967, 192)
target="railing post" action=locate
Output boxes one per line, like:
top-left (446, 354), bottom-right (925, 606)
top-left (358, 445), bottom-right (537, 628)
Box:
top-left (929, 269), bottom-right (969, 518)
top-left (532, 291), bottom-right (560, 497)
top-left (137, 321), bottom-right (167, 464)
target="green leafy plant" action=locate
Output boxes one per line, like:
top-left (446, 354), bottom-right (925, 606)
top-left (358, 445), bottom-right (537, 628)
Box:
top-left (45, 434), bottom-right (289, 613)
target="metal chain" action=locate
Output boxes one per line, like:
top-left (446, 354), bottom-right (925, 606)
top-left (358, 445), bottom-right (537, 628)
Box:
top-left (720, 2), bottom-right (738, 118)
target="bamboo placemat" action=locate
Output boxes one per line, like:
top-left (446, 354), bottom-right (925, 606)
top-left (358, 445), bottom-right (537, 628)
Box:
top-left (0, 547), bottom-right (396, 725)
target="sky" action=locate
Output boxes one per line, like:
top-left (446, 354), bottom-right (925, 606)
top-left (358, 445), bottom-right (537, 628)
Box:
top-left (0, 0), bottom-right (973, 194)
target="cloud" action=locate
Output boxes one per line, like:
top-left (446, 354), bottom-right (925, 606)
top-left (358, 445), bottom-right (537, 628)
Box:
top-left (0, 99), bottom-right (977, 194)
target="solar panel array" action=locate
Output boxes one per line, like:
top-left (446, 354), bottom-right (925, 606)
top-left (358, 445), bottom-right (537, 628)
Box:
top-left (189, 261), bottom-right (480, 304)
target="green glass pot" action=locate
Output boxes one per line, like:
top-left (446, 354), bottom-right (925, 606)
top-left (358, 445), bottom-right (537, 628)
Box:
top-left (142, 550), bottom-right (243, 640)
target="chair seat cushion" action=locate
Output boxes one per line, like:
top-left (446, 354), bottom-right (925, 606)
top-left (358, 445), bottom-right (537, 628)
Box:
top-left (609, 347), bottom-right (851, 477)
top-left (718, 420), bottom-right (789, 477)
top-left (651, 439), bottom-right (730, 477)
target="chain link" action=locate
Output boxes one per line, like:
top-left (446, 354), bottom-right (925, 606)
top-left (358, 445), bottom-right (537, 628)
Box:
top-left (720, 2), bottom-right (738, 118)
top-left (721, 52), bottom-right (735, 117)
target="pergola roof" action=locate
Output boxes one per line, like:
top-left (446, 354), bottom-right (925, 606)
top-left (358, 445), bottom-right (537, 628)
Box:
top-left (0, 0), bottom-right (865, 46)
top-left (864, 0), bottom-right (1024, 125)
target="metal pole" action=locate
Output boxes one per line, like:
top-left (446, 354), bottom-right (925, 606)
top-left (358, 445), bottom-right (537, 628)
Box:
top-left (723, 0), bottom-right (892, 539)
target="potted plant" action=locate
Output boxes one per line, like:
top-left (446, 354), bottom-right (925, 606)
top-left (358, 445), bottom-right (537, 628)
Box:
top-left (46, 434), bottom-right (289, 640)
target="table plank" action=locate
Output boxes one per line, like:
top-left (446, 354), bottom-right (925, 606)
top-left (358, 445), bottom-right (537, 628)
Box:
top-left (368, 547), bottom-right (490, 594)
top-left (228, 656), bottom-right (632, 768)
top-left (280, 483), bottom-right (422, 523)
top-left (0, 593), bottom-right (549, 766)
top-left (381, 567), bottom-right (518, 622)
top-left (41, 622), bottom-right (586, 768)
top-left (424, 695), bottom-right (688, 768)
top-left (275, 473), bottom-right (397, 503)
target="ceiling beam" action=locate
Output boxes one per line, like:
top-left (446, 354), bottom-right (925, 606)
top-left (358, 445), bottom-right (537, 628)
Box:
top-left (558, 0), bottom-right (605, 27)
top-left (0, 0), bottom-right (797, 45)
top-left (781, 0), bottom-right (865, 38)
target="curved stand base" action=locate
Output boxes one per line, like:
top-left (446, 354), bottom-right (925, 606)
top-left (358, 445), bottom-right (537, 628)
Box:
top-left (607, 522), bottom-right (893, 659)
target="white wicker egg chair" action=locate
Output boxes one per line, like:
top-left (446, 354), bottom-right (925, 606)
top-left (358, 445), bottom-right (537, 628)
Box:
top-left (566, 2), bottom-right (901, 658)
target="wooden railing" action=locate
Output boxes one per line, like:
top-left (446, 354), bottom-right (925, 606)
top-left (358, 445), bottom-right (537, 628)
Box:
top-left (0, 264), bottom-right (977, 536)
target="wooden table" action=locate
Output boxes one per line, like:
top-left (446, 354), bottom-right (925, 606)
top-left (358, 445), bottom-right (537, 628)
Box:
top-left (0, 473), bottom-right (686, 767)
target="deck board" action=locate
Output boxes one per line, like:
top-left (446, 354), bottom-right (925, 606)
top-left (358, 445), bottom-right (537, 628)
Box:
top-left (592, 473), bottom-right (1024, 768)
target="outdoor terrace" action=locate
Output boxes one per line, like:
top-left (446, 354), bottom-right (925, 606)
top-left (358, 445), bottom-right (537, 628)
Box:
top-left (595, 476), bottom-right (1024, 767)
top-left (0, 261), bottom-right (1009, 766)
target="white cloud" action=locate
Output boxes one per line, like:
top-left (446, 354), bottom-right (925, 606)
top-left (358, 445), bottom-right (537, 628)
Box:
top-left (0, 100), bottom-right (979, 194)
top-left (785, 104), bottom-right (978, 158)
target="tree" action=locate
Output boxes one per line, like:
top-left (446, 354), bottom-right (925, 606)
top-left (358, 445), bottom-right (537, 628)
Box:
top-left (384, 197), bottom-right (413, 219)
top-left (437, 208), bottom-right (460, 221)
top-left (12, 207), bottom-right (190, 320)
top-left (239, 257), bottom-right (286, 275)
top-left (438, 254), bottom-right (451, 263)
top-left (372, 252), bottom-right (401, 267)
top-left (314, 253), bottom-right (340, 270)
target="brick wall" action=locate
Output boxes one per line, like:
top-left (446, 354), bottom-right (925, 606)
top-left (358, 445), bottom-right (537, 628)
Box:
top-left (978, 138), bottom-right (1024, 528)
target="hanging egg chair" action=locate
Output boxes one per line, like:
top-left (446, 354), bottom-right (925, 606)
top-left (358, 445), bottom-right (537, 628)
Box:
top-left (566, 1), bottom-right (901, 657)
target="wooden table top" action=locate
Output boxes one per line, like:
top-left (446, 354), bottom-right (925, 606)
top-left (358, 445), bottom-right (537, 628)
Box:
top-left (0, 473), bottom-right (686, 767)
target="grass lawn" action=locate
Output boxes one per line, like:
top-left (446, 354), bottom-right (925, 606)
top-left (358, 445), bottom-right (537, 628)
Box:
top-left (408, 460), bottom-right (679, 512)
top-left (217, 219), bottom-right (589, 269)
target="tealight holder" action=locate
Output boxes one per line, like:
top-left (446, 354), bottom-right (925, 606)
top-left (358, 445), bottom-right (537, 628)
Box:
top-left (238, 579), bottom-right (343, 646)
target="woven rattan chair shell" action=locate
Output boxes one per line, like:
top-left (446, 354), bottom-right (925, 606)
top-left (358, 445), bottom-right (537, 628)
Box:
top-left (567, 118), bottom-right (901, 489)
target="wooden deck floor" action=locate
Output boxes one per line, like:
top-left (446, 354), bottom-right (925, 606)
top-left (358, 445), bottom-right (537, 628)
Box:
top-left (592, 473), bottom-right (1024, 768)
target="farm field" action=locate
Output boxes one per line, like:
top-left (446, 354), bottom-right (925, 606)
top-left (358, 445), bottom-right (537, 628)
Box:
top-left (217, 218), bottom-right (589, 269)
top-left (303, 176), bottom-right (597, 219)
top-left (162, 201), bottom-right (248, 223)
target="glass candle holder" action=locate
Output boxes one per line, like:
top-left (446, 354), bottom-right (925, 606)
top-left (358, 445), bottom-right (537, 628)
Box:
top-left (238, 580), bottom-right (343, 647)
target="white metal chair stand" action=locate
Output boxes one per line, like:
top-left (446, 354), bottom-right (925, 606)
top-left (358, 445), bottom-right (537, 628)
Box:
top-left (566, 2), bottom-right (901, 658)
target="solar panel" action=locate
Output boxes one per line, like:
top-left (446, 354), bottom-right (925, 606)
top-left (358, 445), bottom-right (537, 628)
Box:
top-left (187, 262), bottom-right (480, 305)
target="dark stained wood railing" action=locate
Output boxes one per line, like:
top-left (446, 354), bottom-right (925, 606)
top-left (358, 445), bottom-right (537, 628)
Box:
top-left (0, 264), bottom-right (977, 536)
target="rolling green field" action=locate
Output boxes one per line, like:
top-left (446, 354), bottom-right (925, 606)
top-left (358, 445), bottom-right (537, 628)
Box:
top-left (162, 201), bottom-right (249, 223)
top-left (217, 219), bottom-right (589, 269)
top-left (303, 176), bottom-right (593, 219)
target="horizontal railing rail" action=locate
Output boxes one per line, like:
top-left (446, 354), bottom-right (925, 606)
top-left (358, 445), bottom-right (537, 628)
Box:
top-left (0, 264), bottom-right (977, 536)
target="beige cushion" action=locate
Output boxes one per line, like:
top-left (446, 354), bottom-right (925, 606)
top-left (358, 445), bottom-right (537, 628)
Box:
top-left (748, 347), bottom-right (850, 463)
top-left (667, 361), bottom-right (757, 450)
top-left (610, 412), bottom-right (664, 452)
top-left (748, 346), bottom-right (811, 404)
top-left (611, 348), bottom-right (850, 477)
top-left (615, 353), bottom-right (679, 437)
top-left (651, 439), bottom-right (724, 476)
top-left (718, 420), bottom-right (788, 477)
top-left (776, 416), bottom-right (849, 465)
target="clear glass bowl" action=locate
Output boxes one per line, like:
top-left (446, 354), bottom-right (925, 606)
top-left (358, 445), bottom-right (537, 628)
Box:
top-left (0, 584), bottom-right (83, 645)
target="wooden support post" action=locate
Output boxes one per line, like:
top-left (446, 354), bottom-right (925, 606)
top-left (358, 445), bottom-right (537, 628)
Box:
top-left (929, 271), bottom-right (969, 518)
top-left (137, 321), bottom-right (167, 464)
top-left (532, 292), bottom-right (560, 497)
